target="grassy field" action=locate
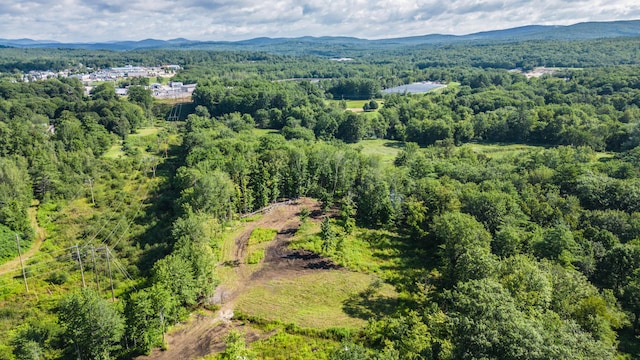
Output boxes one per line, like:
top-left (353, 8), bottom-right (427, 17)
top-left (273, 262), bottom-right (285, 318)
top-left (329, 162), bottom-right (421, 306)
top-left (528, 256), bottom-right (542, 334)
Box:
top-left (246, 249), bottom-right (265, 264)
top-left (351, 139), bottom-right (404, 164)
top-left (345, 99), bottom-right (384, 109)
top-left (102, 126), bottom-right (163, 159)
top-left (103, 141), bottom-right (125, 159)
top-left (461, 143), bottom-right (544, 159)
top-left (215, 220), bottom-right (263, 289)
top-left (249, 330), bottom-right (338, 359)
top-left (290, 220), bottom-right (418, 279)
top-left (462, 142), bottom-right (614, 161)
top-left (234, 271), bottom-right (396, 330)
top-left (243, 225), bottom-right (274, 266)
top-left (130, 127), bottom-right (161, 137)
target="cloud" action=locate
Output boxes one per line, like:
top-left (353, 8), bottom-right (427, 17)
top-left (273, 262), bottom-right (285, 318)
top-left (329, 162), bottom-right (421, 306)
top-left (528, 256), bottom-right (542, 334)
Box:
top-left (0, 0), bottom-right (638, 41)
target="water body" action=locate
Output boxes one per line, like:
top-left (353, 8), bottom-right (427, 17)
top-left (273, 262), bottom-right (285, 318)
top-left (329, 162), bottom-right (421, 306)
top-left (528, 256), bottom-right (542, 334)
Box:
top-left (381, 81), bottom-right (444, 94)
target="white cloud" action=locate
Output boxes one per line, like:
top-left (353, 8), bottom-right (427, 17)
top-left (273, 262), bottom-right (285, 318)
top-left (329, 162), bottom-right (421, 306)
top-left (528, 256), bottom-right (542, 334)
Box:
top-left (1, 0), bottom-right (639, 41)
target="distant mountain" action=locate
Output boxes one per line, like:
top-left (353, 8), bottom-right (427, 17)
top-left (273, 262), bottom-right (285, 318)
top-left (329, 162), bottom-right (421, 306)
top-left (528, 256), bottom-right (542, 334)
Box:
top-left (1, 19), bottom-right (639, 52)
top-left (457, 20), bottom-right (640, 41)
top-left (0, 38), bottom-right (60, 46)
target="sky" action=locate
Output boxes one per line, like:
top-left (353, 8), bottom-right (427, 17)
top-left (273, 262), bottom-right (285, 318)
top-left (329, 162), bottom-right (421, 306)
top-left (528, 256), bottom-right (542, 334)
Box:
top-left (1, 0), bottom-right (640, 42)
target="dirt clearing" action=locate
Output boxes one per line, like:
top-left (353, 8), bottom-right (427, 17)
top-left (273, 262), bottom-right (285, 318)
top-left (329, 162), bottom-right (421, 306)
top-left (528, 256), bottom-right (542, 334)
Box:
top-left (139, 198), bottom-right (348, 360)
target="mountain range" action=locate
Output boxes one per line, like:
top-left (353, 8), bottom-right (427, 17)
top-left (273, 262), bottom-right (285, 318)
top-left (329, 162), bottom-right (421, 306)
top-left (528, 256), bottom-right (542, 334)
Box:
top-left (1, 20), bottom-right (640, 51)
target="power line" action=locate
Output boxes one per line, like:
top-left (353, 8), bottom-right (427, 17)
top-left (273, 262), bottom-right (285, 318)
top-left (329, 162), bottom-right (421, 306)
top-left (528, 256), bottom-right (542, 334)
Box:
top-left (81, 161), bottom-right (146, 249)
top-left (107, 193), bottom-right (147, 251)
top-left (110, 254), bottom-right (137, 290)
top-left (1, 153), bottom-right (162, 298)
top-left (20, 249), bottom-right (77, 270)
top-left (15, 234), bottom-right (28, 293)
top-left (89, 166), bottom-right (148, 250)
top-left (0, 246), bottom-right (77, 280)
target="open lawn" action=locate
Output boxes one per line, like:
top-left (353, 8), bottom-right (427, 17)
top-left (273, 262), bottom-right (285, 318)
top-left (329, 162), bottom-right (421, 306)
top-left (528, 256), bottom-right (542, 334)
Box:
top-left (462, 142), bottom-right (614, 161)
top-left (102, 126), bottom-right (164, 159)
top-left (345, 99), bottom-right (384, 109)
top-left (235, 271), bottom-right (396, 330)
top-left (345, 99), bottom-right (384, 113)
top-left (462, 143), bottom-right (544, 159)
top-left (351, 139), bottom-right (404, 164)
top-left (103, 141), bottom-right (125, 159)
top-left (289, 221), bottom-right (425, 282)
top-left (130, 127), bottom-right (161, 137)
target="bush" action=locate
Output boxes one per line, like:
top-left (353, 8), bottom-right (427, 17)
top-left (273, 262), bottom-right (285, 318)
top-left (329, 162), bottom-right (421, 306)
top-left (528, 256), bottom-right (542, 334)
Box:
top-left (47, 271), bottom-right (69, 285)
top-left (248, 228), bottom-right (277, 246)
top-left (247, 250), bottom-right (265, 264)
top-left (0, 224), bottom-right (18, 262)
top-left (299, 207), bottom-right (311, 221)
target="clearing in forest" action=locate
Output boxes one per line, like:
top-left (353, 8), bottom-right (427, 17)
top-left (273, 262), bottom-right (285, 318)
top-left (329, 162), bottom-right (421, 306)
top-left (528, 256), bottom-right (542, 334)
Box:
top-left (140, 198), bottom-right (394, 360)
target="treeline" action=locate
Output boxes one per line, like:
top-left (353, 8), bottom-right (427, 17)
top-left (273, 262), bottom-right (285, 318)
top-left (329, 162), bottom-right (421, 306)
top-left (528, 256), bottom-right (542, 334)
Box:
top-left (411, 37), bottom-right (640, 70)
top-left (3, 36), bottom-right (640, 82)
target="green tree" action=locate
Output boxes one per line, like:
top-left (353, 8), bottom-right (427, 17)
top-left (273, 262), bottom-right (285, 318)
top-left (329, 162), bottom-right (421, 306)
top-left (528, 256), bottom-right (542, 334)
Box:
top-left (181, 170), bottom-right (236, 222)
top-left (338, 112), bottom-right (367, 143)
top-left (362, 311), bottom-right (434, 360)
top-left (125, 289), bottom-right (162, 353)
top-left (447, 278), bottom-right (546, 360)
top-left (321, 217), bottom-right (336, 253)
top-left (57, 289), bottom-right (124, 360)
top-left (534, 225), bottom-right (579, 266)
top-left (127, 85), bottom-right (153, 113)
top-left (10, 320), bottom-right (58, 360)
top-left (0, 156), bottom-right (32, 236)
top-left (622, 269), bottom-right (640, 330)
top-left (221, 330), bottom-right (255, 360)
top-left (432, 212), bottom-right (495, 285)
top-left (355, 168), bottom-right (394, 228)
top-left (339, 196), bottom-right (357, 234)
top-left (152, 254), bottom-right (199, 307)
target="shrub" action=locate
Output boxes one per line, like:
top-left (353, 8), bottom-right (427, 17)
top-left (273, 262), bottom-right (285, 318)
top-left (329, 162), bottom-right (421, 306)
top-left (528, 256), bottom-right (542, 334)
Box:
top-left (247, 250), bottom-right (265, 264)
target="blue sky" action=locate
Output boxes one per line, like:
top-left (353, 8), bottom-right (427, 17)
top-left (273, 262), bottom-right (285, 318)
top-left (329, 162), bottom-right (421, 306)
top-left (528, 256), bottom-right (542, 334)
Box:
top-left (1, 0), bottom-right (640, 42)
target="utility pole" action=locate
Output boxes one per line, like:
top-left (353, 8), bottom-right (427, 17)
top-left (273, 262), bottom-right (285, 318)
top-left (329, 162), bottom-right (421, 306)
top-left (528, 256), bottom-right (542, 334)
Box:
top-left (105, 247), bottom-right (115, 301)
top-left (87, 178), bottom-right (95, 205)
top-left (90, 245), bottom-right (100, 293)
top-left (15, 234), bottom-right (28, 293)
top-left (75, 244), bottom-right (86, 288)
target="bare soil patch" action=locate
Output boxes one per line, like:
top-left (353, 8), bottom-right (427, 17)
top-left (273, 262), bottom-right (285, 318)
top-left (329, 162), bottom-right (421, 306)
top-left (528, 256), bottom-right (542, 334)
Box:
top-left (141, 311), bottom-right (270, 360)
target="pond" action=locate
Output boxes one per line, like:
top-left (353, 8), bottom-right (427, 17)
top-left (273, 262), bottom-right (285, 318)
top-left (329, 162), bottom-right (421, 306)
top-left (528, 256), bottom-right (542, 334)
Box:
top-left (381, 81), bottom-right (445, 94)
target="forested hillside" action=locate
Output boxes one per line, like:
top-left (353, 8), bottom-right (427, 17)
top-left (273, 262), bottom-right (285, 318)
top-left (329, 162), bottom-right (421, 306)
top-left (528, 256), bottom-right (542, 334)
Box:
top-left (0, 36), bottom-right (639, 359)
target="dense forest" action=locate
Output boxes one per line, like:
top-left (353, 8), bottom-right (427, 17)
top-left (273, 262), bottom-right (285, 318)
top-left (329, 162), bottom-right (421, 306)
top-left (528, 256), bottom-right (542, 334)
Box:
top-left (0, 35), bottom-right (639, 359)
